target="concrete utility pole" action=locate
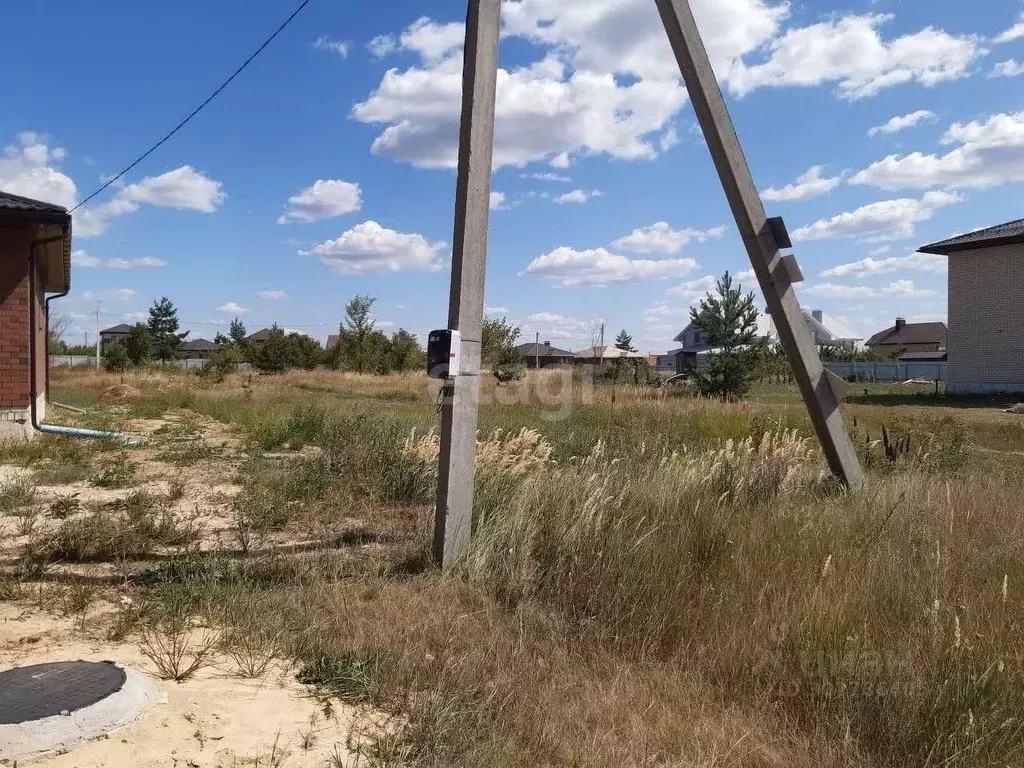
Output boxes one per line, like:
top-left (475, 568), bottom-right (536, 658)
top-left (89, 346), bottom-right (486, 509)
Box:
top-left (653, 0), bottom-right (863, 487)
top-left (535, 331), bottom-right (540, 370)
top-left (434, 0), bottom-right (501, 567)
top-left (94, 305), bottom-right (101, 369)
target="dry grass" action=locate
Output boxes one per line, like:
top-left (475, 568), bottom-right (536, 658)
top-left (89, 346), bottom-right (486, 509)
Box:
top-left (23, 367), bottom-right (1024, 766)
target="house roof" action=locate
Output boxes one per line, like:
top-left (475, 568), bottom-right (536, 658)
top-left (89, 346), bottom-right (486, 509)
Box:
top-left (181, 338), bottom-right (218, 351)
top-left (0, 190), bottom-right (72, 293)
top-left (919, 218), bottom-right (1024, 255)
top-left (100, 323), bottom-right (134, 334)
top-left (326, 334), bottom-right (340, 350)
top-left (515, 342), bottom-right (574, 357)
top-left (247, 328), bottom-right (276, 341)
top-left (866, 321), bottom-right (947, 347)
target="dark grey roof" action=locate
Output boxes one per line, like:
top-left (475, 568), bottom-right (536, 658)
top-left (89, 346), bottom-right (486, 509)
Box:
top-left (100, 324), bottom-right (134, 334)
top-left (0, 190), bottom-right (69, 217)
top-left (326, 334), bottom-right (340, 349)
top-left (181, 338), bottom-right (218, 351)
top-left (898, 350), bottom-right (947, 362)
top-left (515, 342), bottom-right (574, 357)
top-left (247, 328), bottom-right (275, 341)
top-left (919, 218), bottom-right (1024, 255)
top-left (867, 322), bottom-right (947, 347)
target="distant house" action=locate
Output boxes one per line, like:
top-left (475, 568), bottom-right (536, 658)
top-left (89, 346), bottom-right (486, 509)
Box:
top-left (515, 340), bottom-right (574, 368)
top-left (865, 318), bottom-right (947, 358)
top-left (669, 307), bottom-right (849, 373)
top-left (920, 218), bottom-right (1024, 394)
top-left (247, 328), bottom-right (278, 342)
top-left (180, 338), bottom-right (218, 360)
top-left (99, 323), bottom-right (133, 351)
top-left (574, 345), bottom-right (645, 365)
top-left (325, 334), bottom-right (340, 351)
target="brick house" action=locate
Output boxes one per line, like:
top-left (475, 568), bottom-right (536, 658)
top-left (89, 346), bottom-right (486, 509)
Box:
top-left (99, 323), bottom-right (133, 351)
top-left (0, 191), bottom-right (72, 437)
top-left (920, 219), bottom-right (1024, 394)
top-left (865, 318), bottom-right (947, 358)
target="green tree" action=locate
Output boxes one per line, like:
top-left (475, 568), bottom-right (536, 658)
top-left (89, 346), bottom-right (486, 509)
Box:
top-left (248, 325), bottom-right (289, 373)
top-left (337, 294), bottom-right (381, 373)
top-left (147, 296), bottom-right (188, 362)
top-left (482, 316), bottom-right (521, 366)
top-left (686, 271), bottom-right (767, 400)
top-left (388, 329), bottom-right (426, 372)
top-left (229, 318), bottom-right (247, 345)
top-left (103, 342), bottom-right (130, 372)
top-left (123, 324), bottom-right (151, 366)
top-left (614, 329), bottom-right (636, 352)
top-left (285, 333), bottom-right (323, 370)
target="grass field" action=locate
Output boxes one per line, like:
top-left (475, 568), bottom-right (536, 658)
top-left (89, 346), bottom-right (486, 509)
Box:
top-left (2, 366), bottom-right (1023, 767)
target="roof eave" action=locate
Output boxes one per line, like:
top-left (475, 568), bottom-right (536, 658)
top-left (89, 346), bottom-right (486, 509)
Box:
top-left (918, 233), bottom-right (1024, 256)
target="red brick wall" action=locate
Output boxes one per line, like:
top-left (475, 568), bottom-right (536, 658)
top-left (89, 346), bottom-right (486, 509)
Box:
top-left (0, 228), bottom-right (33, 409)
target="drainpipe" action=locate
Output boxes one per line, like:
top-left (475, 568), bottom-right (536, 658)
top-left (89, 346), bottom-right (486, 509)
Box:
top-left (28, 236), bottom-right (124, 441)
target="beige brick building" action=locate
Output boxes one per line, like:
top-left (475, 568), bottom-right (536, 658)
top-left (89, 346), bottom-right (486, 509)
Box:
top-left (920, 219), bottom-right (1024, 395)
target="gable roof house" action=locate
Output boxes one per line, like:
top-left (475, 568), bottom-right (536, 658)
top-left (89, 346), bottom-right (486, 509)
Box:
top-left (574, 345), bottom-right (645, 364)
top-left (920, 218), bottom-right (1024, 394)
top-left (180, 338), bottom-right (219, 360)
top-left (515, 340), bottom-right (575, 368)
top-left (865, 318), bottom-right (947, 358)
top-left (0, 191), bottom-right (72, 437)
top-left (99, 323), bottom-right (134, 350)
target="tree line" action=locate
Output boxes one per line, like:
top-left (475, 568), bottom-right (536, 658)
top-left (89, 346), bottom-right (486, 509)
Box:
top-left (100, 294), bottom-right (427, 376)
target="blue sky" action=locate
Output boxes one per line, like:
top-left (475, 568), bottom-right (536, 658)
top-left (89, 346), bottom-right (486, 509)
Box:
top-left (2, 0), bottom-right (1023, 352)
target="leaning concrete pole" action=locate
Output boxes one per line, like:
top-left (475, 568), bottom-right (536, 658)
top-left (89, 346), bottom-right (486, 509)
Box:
top-left (653, 0), bottom-right (864, 487)
top-left (434, 0), bottom-right (502, 567)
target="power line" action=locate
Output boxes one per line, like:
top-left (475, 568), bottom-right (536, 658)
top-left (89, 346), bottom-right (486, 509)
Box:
top-left (70, 0), bottom-right (314, 214)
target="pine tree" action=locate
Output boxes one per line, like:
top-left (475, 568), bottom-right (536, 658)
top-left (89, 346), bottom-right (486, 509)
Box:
top-left (147, 296), bottom-right (188, 362)
top-left (229, 318), bottom-right (247, 345)
top-left (614, 329), bottom-right (636, 352)
top-left (686, 271), bottom-right (766, 399)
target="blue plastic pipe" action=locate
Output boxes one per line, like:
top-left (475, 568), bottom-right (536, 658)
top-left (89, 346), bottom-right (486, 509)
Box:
top-left (38, 424), bottom-right (122, 440)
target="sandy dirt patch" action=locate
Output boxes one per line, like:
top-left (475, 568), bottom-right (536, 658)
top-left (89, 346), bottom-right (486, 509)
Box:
top-left (0, 604), bottom-right (384, 767)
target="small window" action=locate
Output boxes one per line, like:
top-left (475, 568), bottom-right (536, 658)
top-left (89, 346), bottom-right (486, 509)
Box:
top-left (693, 331), bottom-right (705, 345)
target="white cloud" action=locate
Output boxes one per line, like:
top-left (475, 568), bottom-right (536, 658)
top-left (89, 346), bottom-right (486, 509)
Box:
top-left (485, 306), bottom-right (509, 315)
top-left (522, 312), bottom-right (595, 341)
top-left (761, 166), bottom-right (844, 201)
top-left (72, 251), bottom-right (167, 269)
top-left (735, 268), bottom-right (757, 282)
top-left (368, 34), bottom-right (399, 58)
top-left (989, 59), bottom-right (1024, 78)
top-left (820, 252), bottom-right (947, 278)
top-left (313, 36), bottom-right (349, 56)
top-left (278, 179), bottom-right (362, 224)
top-left (850, 111), bottom-right (1024, 190)
top-left (665, 275), bottom-right (719, 302)
top-left (77, 165), bottom-right (225, 237)
top-left (659, 126), bottom-right (680, 152)
top-left (870, 245), bottom-right (891, 255)
top-left (520, 172), bottom-right (571, 182)
top-left (300, 221), bottom-right (446, 275)
top-left (490, 191), bottom-right (510, 211)
top-left (554, 188), bottom-right (602, 204)
top-left (81, 288), bottom-right (136, 302)
top-left (400, 17), bottom-right (465, 63)
top-left (868, 110), bottom-right (937, 137)
top-left (994, 13), bottom-right (1024, 44)
top-left (612, 222), bottom-right (726, 254)
top-left (258, 290), bottom-right (287, 300)
top-left (217, 302), bottom-right (249, 314)
top-left (804, 279), bottom-right (935, 299)
top-left (728, 14), bottom-right (982, 100)
top-left (791, 190), bottom-right (963, 242)
top-left (352, 45), bottom-right (686, 170)
top-left (524, 247), bottom-right (698, 287)
top-left (0, 132), bottom-right (77, 209)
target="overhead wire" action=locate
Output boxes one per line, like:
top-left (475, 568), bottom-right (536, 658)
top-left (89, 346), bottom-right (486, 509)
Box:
top-left (69, 0), bottom-right (314, 214)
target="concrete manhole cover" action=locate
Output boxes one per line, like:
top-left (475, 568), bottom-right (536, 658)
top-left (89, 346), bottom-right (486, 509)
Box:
top-left (0, 661), bottom-right (127, 725)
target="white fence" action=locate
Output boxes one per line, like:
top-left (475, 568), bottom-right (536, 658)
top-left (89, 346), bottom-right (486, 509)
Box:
top-left (827, 361), bottom-right (947, 382)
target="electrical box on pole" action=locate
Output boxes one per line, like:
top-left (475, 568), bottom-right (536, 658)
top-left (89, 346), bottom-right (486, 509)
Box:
top-left (427, 330), bottom-right (462, 380)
